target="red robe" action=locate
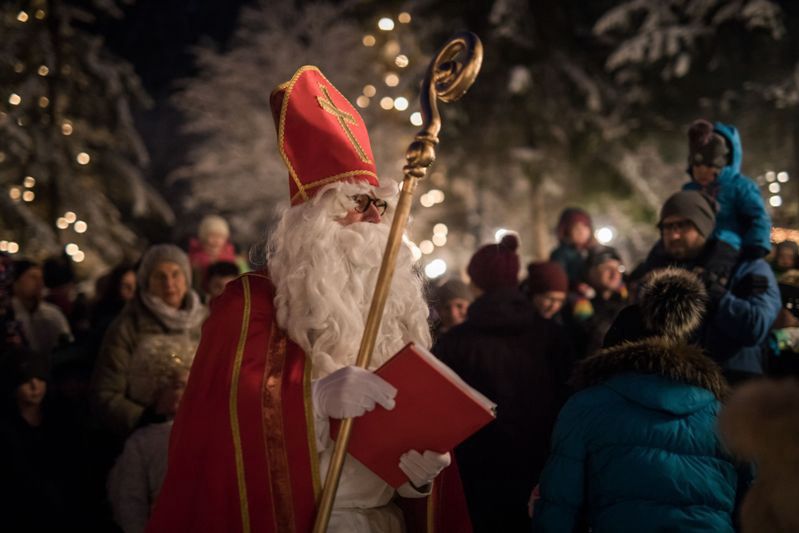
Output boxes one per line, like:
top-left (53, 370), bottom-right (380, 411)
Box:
top-left (148, 272), bottom-right (471, 533)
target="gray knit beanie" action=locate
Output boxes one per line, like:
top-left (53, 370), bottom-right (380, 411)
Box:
top-left (659, 191), bottom-right (717, 238)
top-left (138, 244), bottom-right (192, 291)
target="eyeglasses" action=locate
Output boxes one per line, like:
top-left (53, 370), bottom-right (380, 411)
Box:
top-left (351, 194), bottom-right (387, 216)
top-left (658, 220), bottom-right (695, 234)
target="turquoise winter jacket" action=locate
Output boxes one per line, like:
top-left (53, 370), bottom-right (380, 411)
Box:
top-left (684, 122), bottom-right (771, 253)
top-left (532, 340), bottom-right (743, 533)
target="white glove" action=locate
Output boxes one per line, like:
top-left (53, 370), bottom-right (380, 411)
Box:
top-left (398, 450), bottom-right (451, 489)
top-left (311, 365), bottom-right (397, 420)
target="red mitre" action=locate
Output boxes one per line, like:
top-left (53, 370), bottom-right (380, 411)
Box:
top-left (270, 66), bottom-right (380, 205)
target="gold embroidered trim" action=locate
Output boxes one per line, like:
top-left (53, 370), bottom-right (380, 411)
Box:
top-left (303, 355), bottom-right (321, 499)
top-left (277, 65), bottom-right (376, 205)
top-left (278, 65), bottom-right (319, 203)
top-left (262, 330), bottom-right (296, 532)
top-left (230, 275), bottom-right (252, 533)
top-left (316, 83), bottom-right (371, 164)
top-left (289, 169), bottom-right (379, 203)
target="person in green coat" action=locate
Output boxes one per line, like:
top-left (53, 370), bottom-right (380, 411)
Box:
top-left (532, 268), bottom-right (746, 533)
top-left (91, 245), bottom-right (207, 438)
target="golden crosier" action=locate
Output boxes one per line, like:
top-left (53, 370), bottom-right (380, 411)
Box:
top-left (313, 31), bottom-right (483, 533)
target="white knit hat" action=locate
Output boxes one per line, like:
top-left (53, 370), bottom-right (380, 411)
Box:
top-left (198, 215), bottom-right (230, 241)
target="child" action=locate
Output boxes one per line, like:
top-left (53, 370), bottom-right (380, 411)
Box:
top-left (550, 207), bottom-right (595, 288)
top-left (107, 336), bottom-right (195, 533)
top-left (683, 119), bottom-right (772, 286)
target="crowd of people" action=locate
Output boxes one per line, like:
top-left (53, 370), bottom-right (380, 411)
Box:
top-left (1, 64), bottom-right (799, 533)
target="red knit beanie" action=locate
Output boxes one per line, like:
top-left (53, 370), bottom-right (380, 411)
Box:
top-left (526, 261), bottom-right (568, 295)
top-left (556, 208), bottom-right (593, 243)
top-left (467, 234), bottom-right (520, 291)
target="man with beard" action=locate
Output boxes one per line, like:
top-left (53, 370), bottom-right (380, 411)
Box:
top-left (148, 67), bottom-right (467, 533)
top-left (631, 190), bottom-right (780, 384)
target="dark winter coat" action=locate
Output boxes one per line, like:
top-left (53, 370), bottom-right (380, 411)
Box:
top-left (683, 122), bottom-right (771, 253)
top-left (532, 339), bottom-right (741, 533)
top-left (633, 242), bottom-right (781, 376)
top-left (550, 243), bottom-right (586, 288)
top-left (434, 287), bottom-right (572, 533)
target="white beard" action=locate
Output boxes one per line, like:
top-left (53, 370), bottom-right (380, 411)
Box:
top-left (267, 182), bottom-right (431, 379)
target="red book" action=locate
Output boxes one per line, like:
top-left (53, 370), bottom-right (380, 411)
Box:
top-left (331, 342), bottom-right (497, 488)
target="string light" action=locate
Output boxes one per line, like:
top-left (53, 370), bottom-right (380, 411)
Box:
top-left (410, 112), bottom-right (423, 126)
top-left (384, 73), bottom-right (400, 87)
top-left (9, 187), bottom-right (21, 200)
top-left (769, 183), bottom-right (781, 194)
top-left (398, 12), bottom-right (412, 23)
top-left (393, 97), bottom-right (409, 111)
top-left (427, 189), bottom-right (445, 204)
top-left (34, 9), bottom-right (46, 20)
top-left (64, 211), bottom-right (77, 223)
top-left (432, 234), bottom-right (447, 247)
top-left (770, 195), bottom-right (783, 207)
top-left (38, 96), bottom-right (49, 108)
top-left (363, 84), bottom-right (376, 97)
top-left (56, 218), bottom-right (69, 229)
top-left (38, 65), bottom-right (49, 76)
top-left (777, 171), bottom-right (790, 183)
top-left (62, 121), bottom-right (73, 135)
top-left (355, 96), bottom-right (369, 108)
top-left (7, 242), bottom-right (19, 254)
top-left (23, 176), bottom-right (35, 188)
top-left (395, 55), bottom-right (409, 68)
top-left (424, 259), bottom-right (447, 279)
top-left (362, 35), bottom-right (376, 47)
top-left (433, 223), bottom-right (448, 236)
top-left (65, 243), bottom-right (79, 255)
top-left (72, 251), bottom-right (85, 263)
top-left (378, 17), bottom-right (395, 31)
top-left (379, 97), bottom-right (394, 110)
top-left (22, 191), bottom-right (35, 202)
top-left (74, 220), bottom-right (88, 233)
top-left (765, 171), bottom-right (776, 182)
top-left (17, 11), bottom-right (29, 22)
top-left (76, 152), bottom-right (90, 165)
top-left (419, 240), bottom-right (434, 254)
top-left (0, 241), bottom-right (7, 252)
top-left (8, 93), bottom-right (21, 106)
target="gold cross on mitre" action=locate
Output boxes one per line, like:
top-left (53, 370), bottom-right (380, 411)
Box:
top-left (316, 84), bottom-right (371, 164)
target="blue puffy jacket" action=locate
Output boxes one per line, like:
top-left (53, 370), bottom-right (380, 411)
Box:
top-left (532, 339), bottom-right (742, 533)
top-left (705, 257), bottom-right (781, 374)
top-left (684, 122), bottom-right (771, 253)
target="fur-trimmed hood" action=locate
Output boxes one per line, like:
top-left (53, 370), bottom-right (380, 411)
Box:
top-left (572, 338), bottom-right (728, 410)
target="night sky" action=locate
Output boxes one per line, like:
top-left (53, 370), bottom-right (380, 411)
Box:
top-left (98, 0), bottom-right (255, 202)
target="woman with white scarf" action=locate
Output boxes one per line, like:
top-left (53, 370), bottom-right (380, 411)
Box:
top-left (91, 244), bottom-right (208, 437)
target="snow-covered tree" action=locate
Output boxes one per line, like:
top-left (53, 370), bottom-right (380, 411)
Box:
top-left (171, 0), bottom-right (429, 246)
top-left (0, 0), bottom-right (171, 271)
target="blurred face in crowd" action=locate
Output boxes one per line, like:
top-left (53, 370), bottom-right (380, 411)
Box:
top-left (691, 165), bottom-right (719, 187)
top-left (588, 259), bottom-right (623, 294)
top-left (776, 247), bottom-right (797, 270)
top-left (154, 370), bottom-right (189, 417)
top-left (148, 261), bottom-right (188, 309)
top-left (661, 215), bottom-right (706, 261)
top-left (337, 193), bottom-right (385, 226)
top-left (13, 266), bottom-right (44, 304)
top-left (203, 232), bottom-right (228, 258)
top-left (16, 377), bottom-right (46, 407)
top-left (568, 222), bottom-right (592, 248)
top-left (439, 297), bottom-right (470, 330)
top-left (207, 274), bottom-right (237, 301)
top-left (532, 291), bottom-right (566, 320)
top-left (119, 270), bottom-right (137, 302)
